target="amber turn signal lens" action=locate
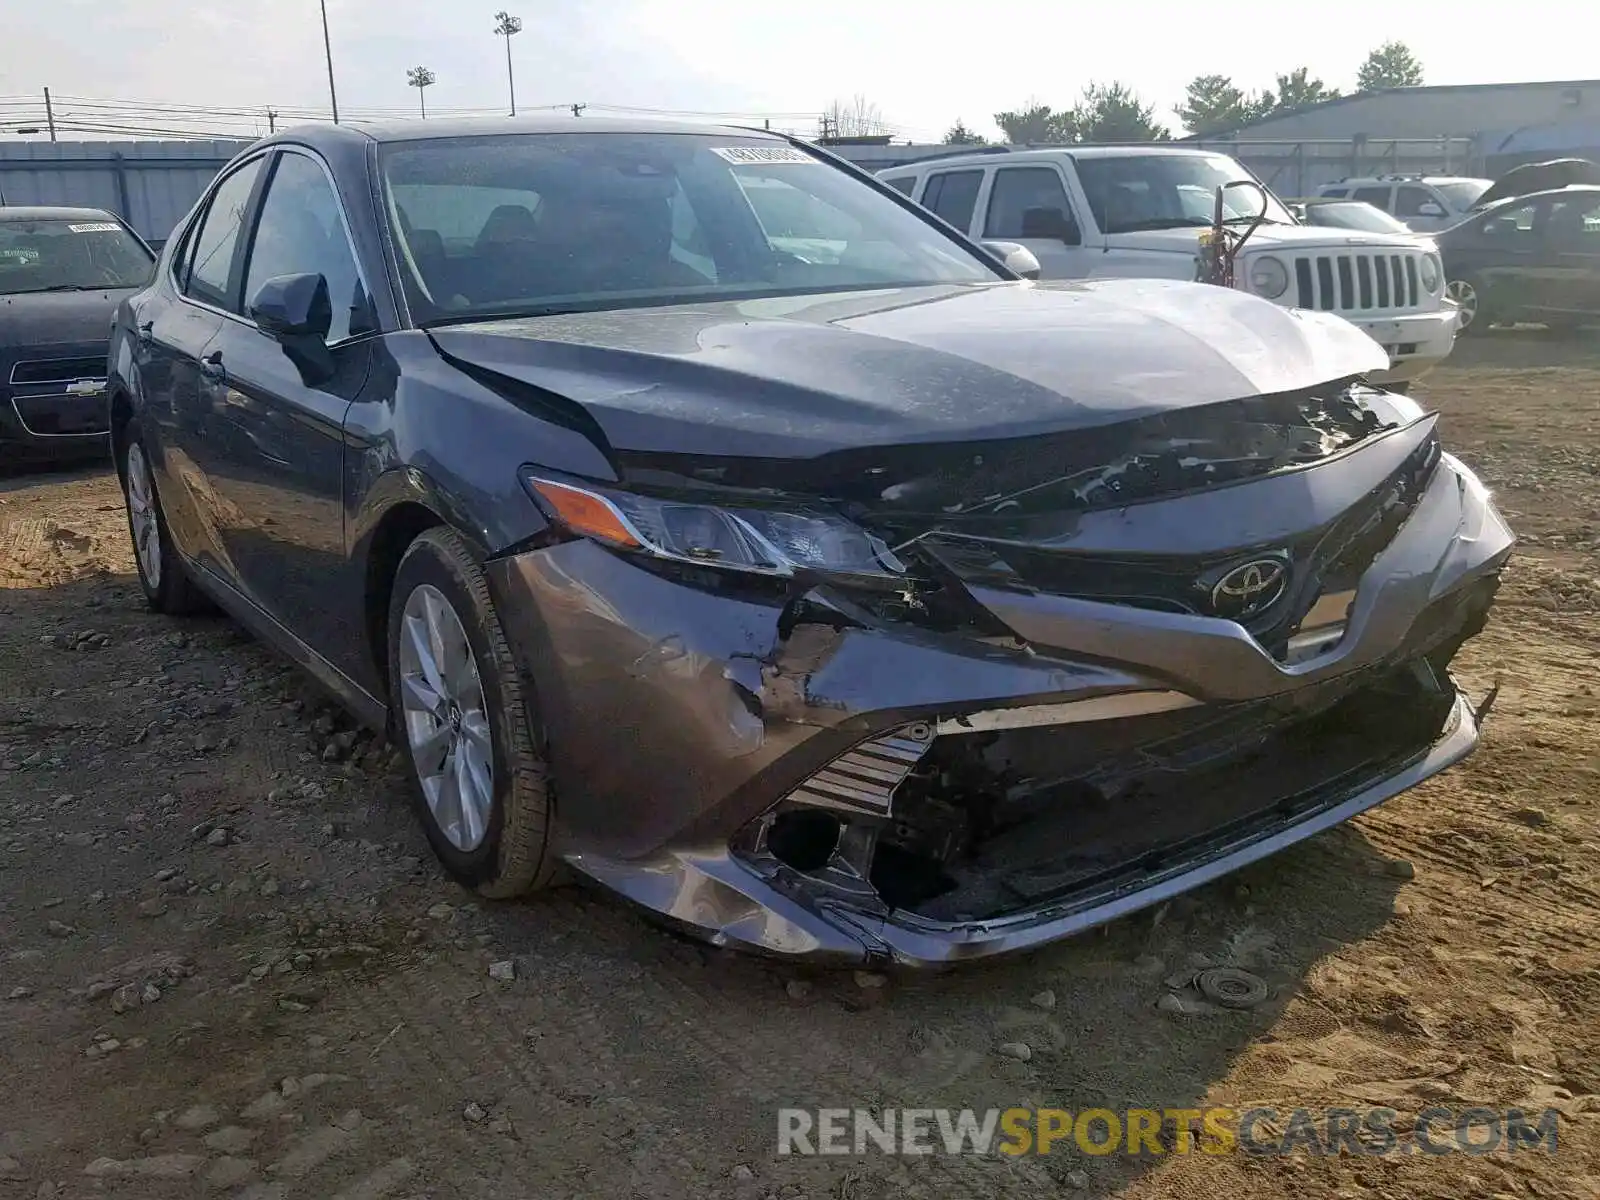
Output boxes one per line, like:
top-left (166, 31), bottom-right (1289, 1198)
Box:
top-left (528, 479), bottom-right (642, 548)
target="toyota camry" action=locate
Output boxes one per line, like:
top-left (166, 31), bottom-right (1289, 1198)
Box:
top-left (106, 118), bottom-right (1513, 966)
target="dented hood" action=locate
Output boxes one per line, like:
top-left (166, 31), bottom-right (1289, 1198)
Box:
top-left (427, 279), bottom-right (1387, 458)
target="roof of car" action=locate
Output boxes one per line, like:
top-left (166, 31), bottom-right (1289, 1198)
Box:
top-left (0, 205), bottom-right (121, 223)
top-left (266, 116), bottom-right (786, 148)
top-left (893, 145), bottom-right (1233, 172)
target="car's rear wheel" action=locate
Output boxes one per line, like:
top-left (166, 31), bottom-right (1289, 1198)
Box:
top-left (120, 422), bottom-right (209, 615)
top-left (387, 526), bottom-right (557, 898)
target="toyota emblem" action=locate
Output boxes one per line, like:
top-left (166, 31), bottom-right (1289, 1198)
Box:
top-left (1208, 556), bottom-right (1289, 621)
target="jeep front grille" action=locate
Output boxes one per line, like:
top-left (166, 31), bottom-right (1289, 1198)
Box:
top-left (1293, 251), bottom-right (1421, 313)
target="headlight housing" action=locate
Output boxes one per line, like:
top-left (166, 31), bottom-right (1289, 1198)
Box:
top-left (520, 471), bottom-right (906, 582)
top-left (1419, 253), bottom-right (1442, 293)
top-left (1247, 255), bottom-right (1289, 299)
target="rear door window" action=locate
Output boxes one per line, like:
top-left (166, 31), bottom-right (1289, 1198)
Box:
top-left (185, 157), bottom-right (266, 311)
top-left (880, 175), bottom-right (915, 195)
top-left (920, 170), bottom-right (983, 232)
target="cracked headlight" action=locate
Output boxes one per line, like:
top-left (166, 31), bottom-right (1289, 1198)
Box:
top-left (1419, 253), bottom-right (1442, 293)
top-left (1247, 255), bottom-right (1289, 300)
top-left (521, 472), bottom-right (906, 581)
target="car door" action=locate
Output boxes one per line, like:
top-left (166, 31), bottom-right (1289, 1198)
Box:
top-left (980, 165), bottom-right (1089, 279)
top-left (1542, 194), bottom-right (1600, 316)
top-left (144, 154), bottom-right (270, 573)
top-left (198, 146), bottom-right (377, 670)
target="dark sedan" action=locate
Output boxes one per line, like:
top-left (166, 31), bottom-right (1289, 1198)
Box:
top-left (1439, 184), bottom-right (1600, 333)
top-left (1, 206), bottom-right (155, 458)
top-left (107, 118), bottom-right (1512, 966)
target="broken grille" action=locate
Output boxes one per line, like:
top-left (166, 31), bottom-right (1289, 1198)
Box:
top-left (1293, 252), bottom-right (1421, 313)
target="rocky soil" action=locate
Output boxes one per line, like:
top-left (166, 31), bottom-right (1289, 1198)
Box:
top-left (1, 333), bottom-right (1597, 1199)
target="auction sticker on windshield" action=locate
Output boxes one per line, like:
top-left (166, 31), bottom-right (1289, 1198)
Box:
top-left (711, 146), bottom-right (814, 165)
top-left (68, 222), bottom-right (123, 233)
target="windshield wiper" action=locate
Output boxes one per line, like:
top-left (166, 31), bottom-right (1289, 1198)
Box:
top-left (7, 283), bottom-right (114, 294)
top-left (1223, 215), bottom-right (1285, 225)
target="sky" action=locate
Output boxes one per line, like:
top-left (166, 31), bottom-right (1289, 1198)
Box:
top-left (0, 0), bottom-right (1594, 142)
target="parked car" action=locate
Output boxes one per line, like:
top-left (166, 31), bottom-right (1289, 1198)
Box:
top-left (1438, 184), bottom-right (1600, 333)
top-left (1293, 198), bottom-right (1435, 243)
top-left (108, 118), bottom-right (1512, 966)
top-left (0, 206), bottom-right (156, 459)
top-left (1313, 174), bottom-right (1493, 232)
top-left (879, 147), bottom-right (1458, 390)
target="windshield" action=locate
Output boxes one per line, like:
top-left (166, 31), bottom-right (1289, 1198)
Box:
top-left (378, 133), bottom-right (1003, 323)
top-left (0, 218), bottom-right (154, 294)
top-left (1434, 180), bottom-right (1492, 210)
top-left (1304, 202), bottom-right (1414, 234)
top-left (1074, 153), bottom-right (1295, 234)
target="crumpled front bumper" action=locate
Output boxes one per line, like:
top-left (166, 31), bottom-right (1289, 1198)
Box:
top-left (486, 451), bottom-right (1513, 966)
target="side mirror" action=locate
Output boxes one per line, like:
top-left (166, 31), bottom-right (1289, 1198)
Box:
top-left (1417, 202), bottom-right (1445, 218)
top-left (248, 272), bottom-right (334, 385)
top-left (1019, 206), bottom-right (1081, 246)
top-left (981, 240), bottom-right (1042, 280)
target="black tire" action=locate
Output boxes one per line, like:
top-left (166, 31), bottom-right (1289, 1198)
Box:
top-left (386, 526), bottom-right (557, 898)
top-left (119, 419), bottom-right (210, 615)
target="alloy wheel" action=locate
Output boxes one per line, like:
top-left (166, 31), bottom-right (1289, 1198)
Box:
top-left (398, 583), bottom-right (494, 852)
top-left (1446, 279), bottom-right (1478, 330)
top-left (125, 442), bottom-right (162, 589)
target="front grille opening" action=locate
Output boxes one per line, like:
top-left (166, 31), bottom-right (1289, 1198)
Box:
top-left (10, 356), bottom-right (106, 386)
top-left (869, 658), bottom-right (1461, 924)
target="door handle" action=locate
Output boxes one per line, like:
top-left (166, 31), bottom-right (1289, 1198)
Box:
top-left (199, 350), bottom-right (226, 384)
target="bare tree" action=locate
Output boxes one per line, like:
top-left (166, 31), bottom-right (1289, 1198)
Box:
top-left (493, 12), bottom-right (523, 116)
top-left (406, 66), bottom-right (436, 119)
top-left (822, 95), bottom-right (888, 138)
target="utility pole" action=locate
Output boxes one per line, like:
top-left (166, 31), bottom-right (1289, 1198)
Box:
top-left (319, 0), bottom-right (340, 123)
top-left (266, 108), bottom-right (278, 134)
top-left (570, 103), bottom-right (585, 118)
top-left (43, 87), bottom-right (56, 142)
top-left (493, 12), bottom-right (523, 117)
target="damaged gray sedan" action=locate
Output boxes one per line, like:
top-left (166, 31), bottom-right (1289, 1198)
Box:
top-left (107, 118), bottom-right (1513, 967)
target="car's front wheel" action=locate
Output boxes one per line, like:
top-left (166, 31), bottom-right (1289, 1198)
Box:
top-left (1446, 276), bottom-right (1488, 335)
top-left (387, 527), bottom-right (557, 898)
top-left (120, 421), bottom-right (209, 615)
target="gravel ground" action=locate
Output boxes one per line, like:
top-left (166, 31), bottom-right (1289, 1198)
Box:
top-left (1, 332), bottom-right (1597, 1199)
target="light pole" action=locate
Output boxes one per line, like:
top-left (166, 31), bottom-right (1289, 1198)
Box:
top-left (406, 66), bottom-right (436, 119)
top-left (493, 11), bottom-right (523, 116)
top-left (319, 0), bottom-right (340, 122)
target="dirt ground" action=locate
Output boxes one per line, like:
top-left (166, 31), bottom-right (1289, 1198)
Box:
top-left (2, 333), bottom-right (1598, 1200)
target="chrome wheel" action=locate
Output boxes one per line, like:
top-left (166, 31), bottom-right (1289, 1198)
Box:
top-left (125, 442), bottom-right (162, 588)
top-left (1447, 279), bottom-right (1478, 330)
top-left (398, 583), bottom-right (494, 852)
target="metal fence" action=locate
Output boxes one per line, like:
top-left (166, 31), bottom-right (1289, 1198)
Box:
top-left (0, 139), bottom-right (252, 244)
